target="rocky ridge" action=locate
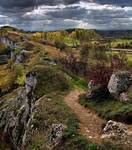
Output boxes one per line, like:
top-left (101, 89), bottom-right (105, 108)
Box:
top-left (0, 71), bottom-right (37, 149)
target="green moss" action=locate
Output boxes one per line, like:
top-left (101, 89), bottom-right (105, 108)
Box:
top-left (70, 76), bottom-right (88, 89)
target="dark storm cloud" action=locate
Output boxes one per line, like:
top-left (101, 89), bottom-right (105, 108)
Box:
top-left (0, 0), bottom-right (80, 8)
top-left (0, 0), bottom-right (131, 8)
top-left (0, 0), bottom-right (132, 30)
top-left (94, 0), bottom-right (132, 6)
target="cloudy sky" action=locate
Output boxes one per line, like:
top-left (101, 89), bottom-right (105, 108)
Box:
top-left (0, 0), bottom-right (132, 31)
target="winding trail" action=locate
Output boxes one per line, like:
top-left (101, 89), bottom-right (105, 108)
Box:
top-left (64, 89), bottom-right (105, 144)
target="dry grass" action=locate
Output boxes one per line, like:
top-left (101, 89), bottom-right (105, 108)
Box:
top-left (0, 65), bottom-right (14, 90)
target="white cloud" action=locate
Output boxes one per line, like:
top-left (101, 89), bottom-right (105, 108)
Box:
top-left (0, 14), bottom-right (7, 18)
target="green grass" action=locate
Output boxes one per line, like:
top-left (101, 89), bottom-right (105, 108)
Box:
top-left (112, 39), bottom-right (132, 48)
top-left (79, 95), bottom-right (132, 123)
top-left (127, 54), bottom-right (132, 69)
top-left (64, 36), bottom-right (80, 47)
top-left (70, 76), bottom-right (88, 89)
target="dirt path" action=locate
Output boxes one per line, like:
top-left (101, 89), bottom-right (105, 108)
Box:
top-left (28, 40), bottom-right (66, 58)
top-left (64, 89), bottom-right (105, 144)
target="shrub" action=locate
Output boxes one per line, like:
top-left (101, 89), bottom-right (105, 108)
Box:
top-left (33, 66), bottom-right (69, 98)
top-left (13, 64), bottom-right (25, 86)
top-left (54, 40), bottom-right (65, 50)
top-left (16, 75), bottom-right (25, 86)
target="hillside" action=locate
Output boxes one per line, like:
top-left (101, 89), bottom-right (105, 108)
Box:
top-left (0, 26), bottom-right (132, 150)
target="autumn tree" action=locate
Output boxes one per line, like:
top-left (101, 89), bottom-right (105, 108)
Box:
top-left (70, 31), bottom-right (77, 47)
top-left (76, 29), bottom-right (100, 46)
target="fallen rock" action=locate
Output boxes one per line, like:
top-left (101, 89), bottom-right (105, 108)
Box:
top-left (101, 120), bottom-right (132, 148)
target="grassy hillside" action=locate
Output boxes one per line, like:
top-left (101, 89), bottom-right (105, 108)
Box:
top-left (0, 26), bottom-right (131, 150)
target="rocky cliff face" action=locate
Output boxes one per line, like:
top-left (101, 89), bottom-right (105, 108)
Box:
top-left (0, 37), bottom-right (17, 49)
top-left (0, 71), bottom-right (37, 149)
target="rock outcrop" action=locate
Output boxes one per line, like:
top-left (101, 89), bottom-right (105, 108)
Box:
top-left (101, 120), bottom-right (132, 148)
top-left (108, 71), bottom-right (132, 102)
top-left (0, 37), bottom-right (18, 49)
top-left (0, 71), bottom-right (37, 149)
top-left (15, 50), bottom-right (29, 64)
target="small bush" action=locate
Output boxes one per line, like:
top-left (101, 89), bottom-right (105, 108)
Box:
top-left (54, 40), bottom-right (65, 50)
top-left (34, 66), bottom-right (69, 98)
top-left (13, 64), bottom-right (25, 86)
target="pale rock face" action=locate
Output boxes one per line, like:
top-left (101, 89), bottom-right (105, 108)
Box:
top-left (15, 50), bottom-right (28, 64)
top-left (25, 72), bottom-right (37, 95)
top-left (108, 74), bottom-right (119, 96)
top-left (15, 54), bottom-right (24, 64)
top-left (108, 71), bottom-right (132, 102)
top-left (102, 120), bottom-right (132, 148)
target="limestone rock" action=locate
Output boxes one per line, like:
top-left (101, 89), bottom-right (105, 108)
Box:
top-left (25, 71), bottom-right (37, 95)
top-left (15, 50), bottom-right (28, 64)
top-left (108, 71), bottom-right (132, 102)
top-left (48, 124), bottom-right (66, 149)
top-left (101, 120), bottom-right (132, 148)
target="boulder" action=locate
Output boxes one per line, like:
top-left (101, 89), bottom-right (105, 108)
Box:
top-left (48, 124), bottom-right (66, 149)
top-left (108, 71), bottom-right (132, 102)
top-left (101, 120), bottom-right (132, 148)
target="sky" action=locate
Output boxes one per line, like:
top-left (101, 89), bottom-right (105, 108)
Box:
top-left (0, 0), bottom-right (132, 31)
